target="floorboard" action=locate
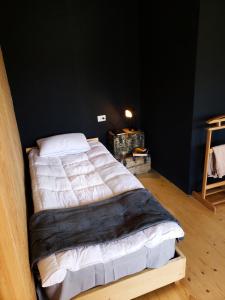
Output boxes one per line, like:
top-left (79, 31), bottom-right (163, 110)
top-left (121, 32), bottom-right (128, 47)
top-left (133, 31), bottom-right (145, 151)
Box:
top-left (135, 170), bottom-right (225, 300)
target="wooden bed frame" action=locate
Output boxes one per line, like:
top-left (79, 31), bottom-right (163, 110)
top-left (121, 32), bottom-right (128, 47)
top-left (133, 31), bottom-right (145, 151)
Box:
top-left (0, 48), bottom-right (186, 300)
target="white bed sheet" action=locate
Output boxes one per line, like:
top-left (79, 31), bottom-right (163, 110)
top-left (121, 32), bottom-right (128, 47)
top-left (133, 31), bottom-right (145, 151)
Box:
top-left (29, 140), bottom-right (184, 287)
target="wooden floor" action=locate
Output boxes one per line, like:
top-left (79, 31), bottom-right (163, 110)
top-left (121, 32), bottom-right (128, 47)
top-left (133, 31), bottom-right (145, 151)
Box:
top-left (135, 170), bottom-right (225, 300)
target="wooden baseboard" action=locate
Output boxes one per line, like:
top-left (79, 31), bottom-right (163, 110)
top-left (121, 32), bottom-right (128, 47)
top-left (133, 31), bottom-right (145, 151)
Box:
top-left (73, 247), bottom-right (186, 300)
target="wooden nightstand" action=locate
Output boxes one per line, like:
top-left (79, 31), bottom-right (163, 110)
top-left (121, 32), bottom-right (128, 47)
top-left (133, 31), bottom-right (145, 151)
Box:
top-left (107, 129), bottom-right (151, 175)
top-left (123, 155), bottom-right (151, 175)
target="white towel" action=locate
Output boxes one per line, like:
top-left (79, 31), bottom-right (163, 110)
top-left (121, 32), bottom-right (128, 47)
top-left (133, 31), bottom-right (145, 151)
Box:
top-left (208, 152), bottom-right (216, 178)
top-left (208, 144), bottom-right (225, 178)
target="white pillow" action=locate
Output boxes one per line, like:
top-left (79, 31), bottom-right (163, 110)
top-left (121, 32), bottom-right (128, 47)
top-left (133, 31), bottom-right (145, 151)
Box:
top-left (37, 133), bottom-right (91, 157)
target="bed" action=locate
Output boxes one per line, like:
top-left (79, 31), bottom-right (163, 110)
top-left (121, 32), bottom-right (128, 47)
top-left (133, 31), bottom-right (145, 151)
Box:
top-left (0, 48), bottom-right (184, 300)
top-left (28, 137), bottom-right (185, 300)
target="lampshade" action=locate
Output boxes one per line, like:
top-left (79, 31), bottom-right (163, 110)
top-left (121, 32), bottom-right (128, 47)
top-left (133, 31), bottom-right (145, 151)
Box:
top-left (125, 109), bottom-right (133, 118)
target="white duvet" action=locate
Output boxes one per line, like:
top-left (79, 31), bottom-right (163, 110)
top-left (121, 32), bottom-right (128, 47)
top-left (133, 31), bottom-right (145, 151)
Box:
top-left (29, 140), bottom-right (184, 287)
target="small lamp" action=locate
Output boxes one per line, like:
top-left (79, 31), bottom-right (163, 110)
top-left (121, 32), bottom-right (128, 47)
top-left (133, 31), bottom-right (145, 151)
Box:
top-left (125, 109), bottom-right (133, 119)
top-left (124, 108), bottom-right (134, 131)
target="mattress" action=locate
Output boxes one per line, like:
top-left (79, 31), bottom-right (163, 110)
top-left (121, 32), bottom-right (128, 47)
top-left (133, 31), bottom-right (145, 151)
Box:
top-left (45, 238), bottom-right (176, 300)
top-left (29, 140), bottom-right (143, 213)
top-left (29, 140), bottom-right (184, 288)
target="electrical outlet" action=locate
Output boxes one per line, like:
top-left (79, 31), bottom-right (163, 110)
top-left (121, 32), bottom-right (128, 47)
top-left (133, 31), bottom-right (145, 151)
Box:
top-left (97, 115), bottom-right (106, 122)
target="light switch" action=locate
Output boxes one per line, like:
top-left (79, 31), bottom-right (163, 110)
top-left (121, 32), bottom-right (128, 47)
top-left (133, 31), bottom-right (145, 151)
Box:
top-left (97, 115), bottom-right (106, 122)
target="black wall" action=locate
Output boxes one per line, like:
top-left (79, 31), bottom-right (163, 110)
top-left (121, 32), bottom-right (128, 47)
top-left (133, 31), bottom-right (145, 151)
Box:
top-left (190, 0), bottom-right (225, 192)
top-left (3, 0), bottom-right (225, 195)
top-left (1, 0), bottom-right (140, 147)
top-left (141, 1), bottom-right (199, 193)
top-left (141, 0), bottom-right (225, 194)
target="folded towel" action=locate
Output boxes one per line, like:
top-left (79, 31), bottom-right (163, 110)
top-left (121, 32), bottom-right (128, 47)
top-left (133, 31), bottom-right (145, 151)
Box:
top-left (208, 144), bottom-right (225, 178)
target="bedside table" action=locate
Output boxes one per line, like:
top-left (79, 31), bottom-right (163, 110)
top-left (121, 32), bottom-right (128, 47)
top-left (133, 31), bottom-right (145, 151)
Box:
top-left (123, 155), bottom-right (151, 175)
top-left (108, 129), bottom-right (145, 159)
top-left (107, 129), bottom-right (151, 175)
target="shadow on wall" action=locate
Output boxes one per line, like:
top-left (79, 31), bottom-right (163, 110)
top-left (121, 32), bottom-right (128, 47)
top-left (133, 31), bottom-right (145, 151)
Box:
top-left (189, 0), bottom-right (225, 193)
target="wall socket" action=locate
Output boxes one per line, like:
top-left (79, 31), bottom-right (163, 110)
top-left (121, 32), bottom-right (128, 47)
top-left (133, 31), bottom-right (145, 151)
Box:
top-left (97, 115), bottom-right (106, 122)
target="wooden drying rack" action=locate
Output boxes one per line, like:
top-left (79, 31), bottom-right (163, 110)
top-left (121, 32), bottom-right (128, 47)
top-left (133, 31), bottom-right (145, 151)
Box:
top-left (193, 115), bottom-right (225, 212)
